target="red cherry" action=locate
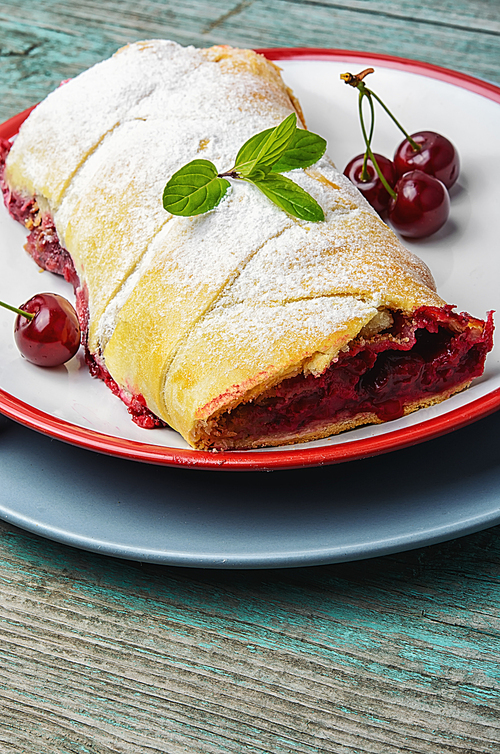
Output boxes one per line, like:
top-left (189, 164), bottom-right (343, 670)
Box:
top-left (388, 170), bottom-right (450, 238)
top-left (344, 153), bottom-right (396, 213)
top-left (14, 293), bottom-right (81, 367)
top-left (394, 131), bottom-right (460, 189)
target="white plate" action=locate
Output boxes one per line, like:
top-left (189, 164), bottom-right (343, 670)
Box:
top-left (1, 51), bottom-right (499, 470)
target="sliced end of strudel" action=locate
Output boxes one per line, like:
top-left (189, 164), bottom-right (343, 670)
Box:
top-left (184, 303), bottom-right (493, 450)
top-left (0, 40), bottom-right (494, 451)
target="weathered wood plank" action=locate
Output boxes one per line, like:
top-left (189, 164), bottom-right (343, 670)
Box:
top-left (0, 0), bottom-right (498, 121)
top-left (279, 0), bottom-right (500, 32)
top-left (0, 520), bottom-right (499, 753)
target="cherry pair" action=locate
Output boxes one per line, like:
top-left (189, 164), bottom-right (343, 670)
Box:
top-left (341, 70), bottom-right (459, 238)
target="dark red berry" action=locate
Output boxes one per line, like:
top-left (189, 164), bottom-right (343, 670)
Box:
top-left (388, 170), bottom-right (450, 238)
top-left (14, 293), bottom-right (81, 367)
top-left (344, 153), bottom-right (396, 214)
top-left (394, 131), bottom-right (460, 189)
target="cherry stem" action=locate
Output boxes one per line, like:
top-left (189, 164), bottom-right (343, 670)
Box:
top-left (358, 92), bottom-right (397, 199)
top-left (0, 299), bottom-right (34, 320)
top-left (341, 69), bottom-right (421, 152)
top-left (368, 90), bottom-right (420, 151)
top-left (360, 92), bottom-right (375, 181)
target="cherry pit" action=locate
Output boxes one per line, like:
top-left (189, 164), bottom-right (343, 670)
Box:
top-left (341, 69), bottom-right (460, 239)
top-left (0, 292), bottom-right (81, 367)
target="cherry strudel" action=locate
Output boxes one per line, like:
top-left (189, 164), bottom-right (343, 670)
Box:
top-left (0, 40), bottom-right (493, 450)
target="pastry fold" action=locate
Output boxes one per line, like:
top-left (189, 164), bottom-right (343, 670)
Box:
top-left (1, 40), bottom-right (493, 450)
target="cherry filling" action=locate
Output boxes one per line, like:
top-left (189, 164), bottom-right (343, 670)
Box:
top-left (209, 307), bottom-right (494, 449)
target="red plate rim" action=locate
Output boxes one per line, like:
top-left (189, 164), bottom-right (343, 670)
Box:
top-left (1, 49), bottom-right (499, 471)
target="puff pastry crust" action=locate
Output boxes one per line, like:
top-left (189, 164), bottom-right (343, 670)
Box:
top-left (1, 40), bottom-right (493, 449)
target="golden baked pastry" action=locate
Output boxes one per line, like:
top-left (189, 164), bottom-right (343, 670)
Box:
top-left (0, 40), bottom-right (493, 450)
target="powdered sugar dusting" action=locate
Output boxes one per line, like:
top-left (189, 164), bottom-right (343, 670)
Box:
top-left (216, 206), bottom-right (441, 311)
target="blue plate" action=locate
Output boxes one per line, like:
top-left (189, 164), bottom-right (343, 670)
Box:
top-left (1, 411), bottom-right (499, 568)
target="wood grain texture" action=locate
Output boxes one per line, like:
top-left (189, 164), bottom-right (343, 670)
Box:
top-left (0, 1), bottom-right (499, 752)
top-left (0, 519), bottom-right (499, 753)
top-left (0, 0), bottom-right (499, 121)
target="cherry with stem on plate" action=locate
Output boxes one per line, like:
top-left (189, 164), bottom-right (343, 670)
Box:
top-left (0, 292), bottom-right (81, 366)
top-left (341, 68), bottom-right (451, 238)
top-left (388, 170), bottom-right (450, 238)
top-left (394, 130), bottom-right (460, 189)
top-left (344, 152), bottom-right (397, 215)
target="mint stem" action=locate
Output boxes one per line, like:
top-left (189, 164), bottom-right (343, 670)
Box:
top-left (358, 93), bottom-right (397, 199)
top-left (0, 299), bottom-right (34, 320)
top-left (218, 170), bottom-right (240, 179)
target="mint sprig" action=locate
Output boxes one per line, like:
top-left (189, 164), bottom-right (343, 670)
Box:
top-left (162, 113), bottom-right (326, 222)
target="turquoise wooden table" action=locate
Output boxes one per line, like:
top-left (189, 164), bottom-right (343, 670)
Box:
top-left (1, 2), bottom-right (500, 751)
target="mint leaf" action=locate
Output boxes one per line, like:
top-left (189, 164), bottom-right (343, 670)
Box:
top-left (163, 159), bottom-right (230, 216)
top-left (234, 112), bottom-right (297, 177)
top-left (250, 174), bottom-right (325, 222)
top-left (271, 129), bottom-right (327, 173)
